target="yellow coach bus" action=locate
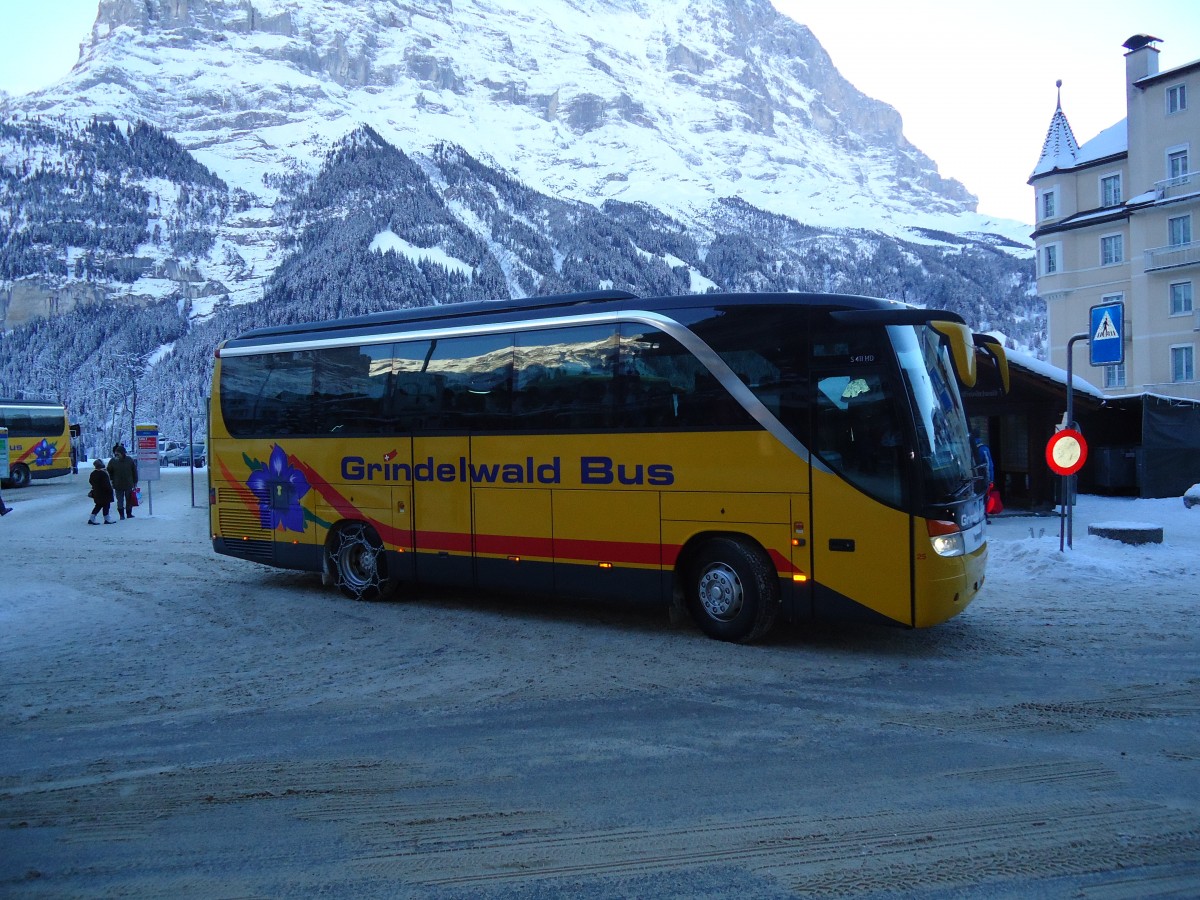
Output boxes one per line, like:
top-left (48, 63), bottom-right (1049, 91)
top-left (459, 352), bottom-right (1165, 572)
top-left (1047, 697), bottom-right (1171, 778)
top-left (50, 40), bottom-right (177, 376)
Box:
top-left (208, 290), bottom-right (1007, 642)
top-left (0, 398), bottom-right (73, 488)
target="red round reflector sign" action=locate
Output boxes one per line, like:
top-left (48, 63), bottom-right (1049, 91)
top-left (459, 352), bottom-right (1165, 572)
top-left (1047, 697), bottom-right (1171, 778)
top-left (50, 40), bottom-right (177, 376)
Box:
top-left (1046, 428), bottom-right (1088, 476)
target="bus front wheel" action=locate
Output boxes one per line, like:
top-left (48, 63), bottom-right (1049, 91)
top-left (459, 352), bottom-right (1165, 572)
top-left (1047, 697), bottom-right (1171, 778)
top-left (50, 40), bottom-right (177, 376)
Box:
top-left (687, 537), bottom-right (779, 643)
top-left (7, 464), bottom-right (30, 488)
top-left (326, 522), bottom-right (396, 601)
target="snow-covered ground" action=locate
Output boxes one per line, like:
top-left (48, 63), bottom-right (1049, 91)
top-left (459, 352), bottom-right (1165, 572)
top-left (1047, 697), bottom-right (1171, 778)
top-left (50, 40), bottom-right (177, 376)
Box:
top-left (1, 468), bottom-right (1197, 897)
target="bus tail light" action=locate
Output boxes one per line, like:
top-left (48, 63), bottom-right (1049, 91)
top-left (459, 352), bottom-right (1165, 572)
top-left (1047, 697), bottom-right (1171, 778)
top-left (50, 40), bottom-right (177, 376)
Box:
top-left (927, 519), bottom-right (966, 558)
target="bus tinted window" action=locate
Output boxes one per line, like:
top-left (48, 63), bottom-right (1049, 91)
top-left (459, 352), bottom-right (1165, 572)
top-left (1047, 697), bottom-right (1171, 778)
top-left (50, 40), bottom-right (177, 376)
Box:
top-left (619, 324), bottom-right (756, 430)
top-left (222, 320), bottom-right (771, 437)
top-left (686, 306), bottom-right (812, 444)
top-left (812, 328), bottom-right (907, 507)
top-left (313, 343), bottom-right (397, 435)
top-left (424, 333), bottom-right (514, 431)
top-left (1, 411), bottom-right (33, 434)
top-left (515, 325), bottom-right (618, 430)
top-left (222, 351), bottom-right (317, 436)
top-left (390, 340), bottom-right (437, 430)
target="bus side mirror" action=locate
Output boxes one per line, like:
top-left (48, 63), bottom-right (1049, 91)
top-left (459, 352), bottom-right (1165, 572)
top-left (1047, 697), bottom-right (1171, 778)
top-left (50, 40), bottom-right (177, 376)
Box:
top-left (973, 334), bottom-right (1010, 394)
top-left (932, 321), bottom-right (977, 388)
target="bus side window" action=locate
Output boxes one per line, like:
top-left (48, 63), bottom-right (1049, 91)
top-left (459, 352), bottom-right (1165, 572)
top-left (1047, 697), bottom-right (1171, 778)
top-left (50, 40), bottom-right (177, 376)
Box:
top-left (312, 345), bottom-right (391, 434)
top-left (515, 325), bottom-right (618, 430)
top-left (425, 334), bottom-right (514, 432)
top-left (687, 305), bottom-right (812, 443)
top-left (4, 411), bottom-right (31, 435)
top-left (814, 371), bottom-right (906, 506)
top-left (619, 324), bottom-right (755, 430)
top-left (386, 341), bottom-right (435, 430)
top-left (220, 352), bottom-right (316, 437)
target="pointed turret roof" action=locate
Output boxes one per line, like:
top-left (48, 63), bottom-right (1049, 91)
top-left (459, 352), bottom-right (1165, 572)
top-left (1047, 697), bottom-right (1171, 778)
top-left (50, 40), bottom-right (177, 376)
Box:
top-left (1031, 81), bottom-right (1080, 178)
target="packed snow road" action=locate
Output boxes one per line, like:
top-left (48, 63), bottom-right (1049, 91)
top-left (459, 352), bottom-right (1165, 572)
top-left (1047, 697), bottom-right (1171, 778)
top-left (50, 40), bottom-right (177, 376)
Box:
top-left (1, 469), bottom-right (1198, 897)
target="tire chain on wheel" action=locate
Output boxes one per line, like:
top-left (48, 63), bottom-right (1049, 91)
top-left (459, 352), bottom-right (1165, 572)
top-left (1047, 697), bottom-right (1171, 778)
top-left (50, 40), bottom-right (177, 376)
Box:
top-left (329, 524), bottom-right (387, 601)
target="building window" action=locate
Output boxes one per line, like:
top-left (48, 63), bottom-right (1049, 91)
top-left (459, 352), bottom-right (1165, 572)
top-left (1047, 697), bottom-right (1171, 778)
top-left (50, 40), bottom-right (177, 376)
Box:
top-left (1100, 234), bottom-right (1124, 266)
top-left (1040, 189), bottom-right (1057, 220)
top-left (1101, 173), bottom-right (1122, 207)
top-left (1171, 282), bottom-right (1194, 316)
top-left (1168, 148), bottom-right (1190, 184)
top-left (1171, 345), bottom-right (1195, 382)
top-left (1042, 243), bottom-right (1060, 275)
top-left (1103, 363), bottom-right (1126, 389)
top-left (1168, 83), bottom-right (1187, 114)
top-left (1168, 214), bottom-right (1192, 247)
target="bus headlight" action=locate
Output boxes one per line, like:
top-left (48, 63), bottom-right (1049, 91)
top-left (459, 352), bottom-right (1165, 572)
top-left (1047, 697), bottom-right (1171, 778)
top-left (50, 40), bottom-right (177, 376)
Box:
top-left (927, 519), bottom-right (966, 557)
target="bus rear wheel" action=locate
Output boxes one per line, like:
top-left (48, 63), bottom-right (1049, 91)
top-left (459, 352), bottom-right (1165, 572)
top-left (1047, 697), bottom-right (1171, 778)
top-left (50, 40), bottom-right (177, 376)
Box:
top-left (327, 522), bottom-right (396, 601)
top-left (8, 464), bottom-right (30, 489)
top-left (687, 537), bottom-right (779, 643)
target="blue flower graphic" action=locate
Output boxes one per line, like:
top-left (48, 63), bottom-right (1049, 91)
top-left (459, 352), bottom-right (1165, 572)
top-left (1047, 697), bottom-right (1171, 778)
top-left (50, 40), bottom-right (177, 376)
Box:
top-left (33, 439), bottom-right (57, 467)
top-left (247, 444), bottom-right (310, 533)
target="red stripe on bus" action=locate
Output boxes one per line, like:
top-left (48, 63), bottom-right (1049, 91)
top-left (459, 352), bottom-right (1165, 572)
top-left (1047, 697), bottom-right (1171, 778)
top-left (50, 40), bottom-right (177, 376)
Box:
top-left (473, 532), bottom-right (555, 558)
top-left (289, 456), bottom-right (412, 548)
top-left (221, 456), bottom-right (797, 577)
top-left (413, 529), bottom-right (473, 554)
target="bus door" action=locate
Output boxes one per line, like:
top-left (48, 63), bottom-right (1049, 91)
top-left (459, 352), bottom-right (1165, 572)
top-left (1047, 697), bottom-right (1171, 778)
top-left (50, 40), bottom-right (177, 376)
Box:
top-left (411, 435), bottom-right (473, 585)
top-left (409, 332), bottom-right (514, 587)
top-left (808, 350), bottom-right (915, 626)
top-left (470, 436), bottom-right (555, 595)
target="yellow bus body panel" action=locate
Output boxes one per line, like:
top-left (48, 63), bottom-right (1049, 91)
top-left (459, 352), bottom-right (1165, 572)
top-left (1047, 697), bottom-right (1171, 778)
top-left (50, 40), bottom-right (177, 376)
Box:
top-left (913, 532), bottom-right (987, 627)
top-left (553, 489), bottom-right (662, 570)
top-left (474, 486), bottom-right (553, 562)
top-left (208, 368), bottom-right (980, 627)
top-left (810, 466), bottom-right (913, 625)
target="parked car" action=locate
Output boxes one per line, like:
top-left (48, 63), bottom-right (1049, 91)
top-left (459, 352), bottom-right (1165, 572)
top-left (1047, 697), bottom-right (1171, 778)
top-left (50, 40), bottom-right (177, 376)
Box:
top-left (158, 440), bottom-right (184, 465)
top-left (163, 444), bottom-right (206, 467)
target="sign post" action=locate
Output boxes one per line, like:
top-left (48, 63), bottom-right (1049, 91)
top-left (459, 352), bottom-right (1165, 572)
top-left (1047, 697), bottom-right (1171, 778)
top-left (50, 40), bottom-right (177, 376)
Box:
top-left (134, 423), bottom-right (160, 516)
top-left (1055, 305), bottom-right (1122, 550)
top-left (0, 427), bottom-right (8, 480)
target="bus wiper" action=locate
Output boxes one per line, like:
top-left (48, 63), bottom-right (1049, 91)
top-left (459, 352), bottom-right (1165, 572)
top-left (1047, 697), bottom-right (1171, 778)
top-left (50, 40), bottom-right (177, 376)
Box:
top-left (950, 479), bottom-right (976, 500)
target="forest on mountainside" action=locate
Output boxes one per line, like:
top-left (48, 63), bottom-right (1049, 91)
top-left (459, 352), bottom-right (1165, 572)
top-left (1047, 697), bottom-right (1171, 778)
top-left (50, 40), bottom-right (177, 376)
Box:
top-left (1, 120), bottom-right (1040, 447)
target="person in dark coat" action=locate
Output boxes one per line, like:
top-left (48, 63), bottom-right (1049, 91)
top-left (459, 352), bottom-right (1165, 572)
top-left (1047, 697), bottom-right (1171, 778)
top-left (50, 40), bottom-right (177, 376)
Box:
top-left (88, 458), bottom-right (116, 525)
top-left (0, 486), bottom-right (11, 516)
top-left (108, 443), bottom-right (139, 520)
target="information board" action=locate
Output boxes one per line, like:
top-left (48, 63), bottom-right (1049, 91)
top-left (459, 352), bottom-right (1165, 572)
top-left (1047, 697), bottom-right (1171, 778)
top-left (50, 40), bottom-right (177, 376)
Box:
top-left (135, 423), bottom-right (161, 482)
top-left (0, 427), bottom-right (8, 479)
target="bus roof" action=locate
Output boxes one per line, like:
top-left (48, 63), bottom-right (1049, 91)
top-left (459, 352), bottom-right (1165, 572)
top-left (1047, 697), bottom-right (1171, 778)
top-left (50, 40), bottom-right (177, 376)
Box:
top-left (0, 398), bottom-right (65, 408)
top-left (222, 290), bottom-right (962, 353)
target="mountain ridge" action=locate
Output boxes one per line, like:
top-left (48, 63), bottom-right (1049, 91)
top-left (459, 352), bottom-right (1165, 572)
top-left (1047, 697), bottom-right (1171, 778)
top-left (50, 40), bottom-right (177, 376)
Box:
top-left (9, 0), bottom-right (1021, 239)
top-left (0, 0), bottom-right (1041, 443)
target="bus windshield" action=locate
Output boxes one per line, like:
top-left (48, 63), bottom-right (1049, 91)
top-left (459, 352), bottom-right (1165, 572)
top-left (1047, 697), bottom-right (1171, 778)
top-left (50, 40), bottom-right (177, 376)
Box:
top-left (890, 324), bottom-right (976, 503)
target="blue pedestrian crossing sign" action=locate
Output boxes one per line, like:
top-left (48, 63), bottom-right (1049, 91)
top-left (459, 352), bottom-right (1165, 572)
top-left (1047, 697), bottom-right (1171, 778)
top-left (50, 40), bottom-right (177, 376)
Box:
top-left (1089, 301), bottom-right (1124, 366)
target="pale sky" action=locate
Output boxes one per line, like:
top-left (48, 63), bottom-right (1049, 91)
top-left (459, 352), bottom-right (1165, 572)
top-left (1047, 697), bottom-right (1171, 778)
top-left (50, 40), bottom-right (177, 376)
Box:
top-left (1, 1), bottom-right (1198, 224)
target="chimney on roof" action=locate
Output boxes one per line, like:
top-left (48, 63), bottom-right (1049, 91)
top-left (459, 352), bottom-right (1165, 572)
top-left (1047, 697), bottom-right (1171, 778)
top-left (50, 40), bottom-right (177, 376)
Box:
top-left (1124, 34), bottom-right (1161, 87)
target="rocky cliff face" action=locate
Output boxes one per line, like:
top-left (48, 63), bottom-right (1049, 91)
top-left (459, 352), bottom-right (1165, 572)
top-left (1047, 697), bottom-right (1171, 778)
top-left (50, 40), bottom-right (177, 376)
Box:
top-left (1, 0), bottom-right (1040, 409)
top-left (14, 0), bottom-right (995, 235)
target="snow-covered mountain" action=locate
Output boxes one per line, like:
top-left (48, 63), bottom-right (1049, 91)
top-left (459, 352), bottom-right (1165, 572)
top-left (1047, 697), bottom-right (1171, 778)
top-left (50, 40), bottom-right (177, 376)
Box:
top-left (14, 0), bottom-right (1022, 241)
top-left (0, 0), bottom-right (1040, 440)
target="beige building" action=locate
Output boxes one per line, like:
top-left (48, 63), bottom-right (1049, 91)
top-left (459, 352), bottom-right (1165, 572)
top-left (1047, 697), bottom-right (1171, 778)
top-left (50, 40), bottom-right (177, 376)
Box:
top-left (1031, 34), bottom-right (1200, 400)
